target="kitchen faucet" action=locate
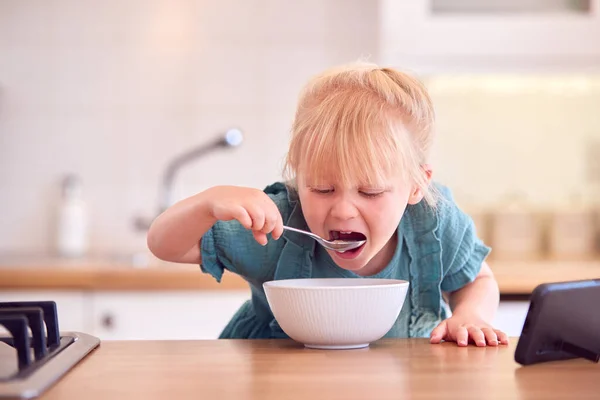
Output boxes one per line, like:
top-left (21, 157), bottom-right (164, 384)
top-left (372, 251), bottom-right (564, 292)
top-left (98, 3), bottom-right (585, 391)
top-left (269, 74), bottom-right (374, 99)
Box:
top-left (133, 128), bottom-right (243, 231)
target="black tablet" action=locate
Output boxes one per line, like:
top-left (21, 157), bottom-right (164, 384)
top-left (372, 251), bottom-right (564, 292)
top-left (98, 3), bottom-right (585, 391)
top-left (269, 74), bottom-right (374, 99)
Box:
top-left (514, 279), bottom-right (600, 366)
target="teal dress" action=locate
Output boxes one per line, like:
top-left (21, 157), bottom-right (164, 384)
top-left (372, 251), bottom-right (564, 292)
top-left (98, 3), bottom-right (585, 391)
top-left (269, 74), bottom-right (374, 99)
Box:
top-left (200, 182), bottom-right (491, 339)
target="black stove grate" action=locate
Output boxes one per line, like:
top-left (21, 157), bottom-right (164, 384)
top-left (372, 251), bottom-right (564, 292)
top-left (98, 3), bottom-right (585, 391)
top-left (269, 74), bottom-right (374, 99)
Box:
top-left (0, 301), bottom-right (65, 380)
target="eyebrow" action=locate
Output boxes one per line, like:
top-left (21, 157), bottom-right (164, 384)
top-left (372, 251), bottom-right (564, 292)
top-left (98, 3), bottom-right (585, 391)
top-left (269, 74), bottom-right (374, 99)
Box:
top-left (305, 183), bottom-right (334, 187)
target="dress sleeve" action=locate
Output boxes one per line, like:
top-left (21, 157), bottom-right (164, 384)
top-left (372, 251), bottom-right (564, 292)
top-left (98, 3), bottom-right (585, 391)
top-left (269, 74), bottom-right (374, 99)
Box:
top-left (199, 183), bottom-right (292, 283)
top-left (435, 185), bottom-right (492, 293)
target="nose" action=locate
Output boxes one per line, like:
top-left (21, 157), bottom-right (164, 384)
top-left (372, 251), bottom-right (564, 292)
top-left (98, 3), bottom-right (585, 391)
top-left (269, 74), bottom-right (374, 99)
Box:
top-left (330, 196), bottom-right (359, 221)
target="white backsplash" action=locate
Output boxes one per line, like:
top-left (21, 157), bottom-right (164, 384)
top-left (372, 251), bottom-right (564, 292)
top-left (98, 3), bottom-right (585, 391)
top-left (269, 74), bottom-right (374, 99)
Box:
top-left (1, 1), bottom-right (599, 257)
top-left (0, 0), bottom-right (379, 255)
top-left (425, 75), bottom-right (600, 209)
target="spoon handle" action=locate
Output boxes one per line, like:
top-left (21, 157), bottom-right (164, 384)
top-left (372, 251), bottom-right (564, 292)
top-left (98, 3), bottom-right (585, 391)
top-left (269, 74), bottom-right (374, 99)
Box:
top-left (282, 225), bottom-right (320, 240)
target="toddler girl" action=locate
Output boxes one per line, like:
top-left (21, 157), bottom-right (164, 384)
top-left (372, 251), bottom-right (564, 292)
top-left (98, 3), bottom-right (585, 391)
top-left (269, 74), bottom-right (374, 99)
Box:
top-left (147, 62), bottom-right (509, 347)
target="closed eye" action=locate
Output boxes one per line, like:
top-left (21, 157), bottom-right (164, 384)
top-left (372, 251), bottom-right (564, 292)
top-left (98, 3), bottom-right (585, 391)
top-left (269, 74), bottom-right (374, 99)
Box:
top-left (309, 187), bottom-right (333, 194)
top-left (360, 191), bottom-right (384, 198)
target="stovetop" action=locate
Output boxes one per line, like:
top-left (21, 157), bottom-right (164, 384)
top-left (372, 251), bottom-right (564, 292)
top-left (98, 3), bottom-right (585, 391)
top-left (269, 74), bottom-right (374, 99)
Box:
top-left (0, 301), bottom-right (100, 399)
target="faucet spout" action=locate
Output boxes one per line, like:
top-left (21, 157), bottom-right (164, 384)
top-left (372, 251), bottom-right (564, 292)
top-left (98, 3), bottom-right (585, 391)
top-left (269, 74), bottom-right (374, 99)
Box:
top-left (159, 128), bottom-right (243, 213)
top-left (134, 128), bottom-right (243, 231)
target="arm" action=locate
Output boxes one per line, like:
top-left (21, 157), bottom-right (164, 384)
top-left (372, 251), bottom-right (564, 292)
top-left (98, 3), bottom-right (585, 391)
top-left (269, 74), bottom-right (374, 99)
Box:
top-left (147, 186), bottom-right (284, 265)
top-left (448, 261), bottom-right (499, 322)
top-left (431, 261), bottom-right (509, 347)
top-left (147, 191), bottom-right (216, 264)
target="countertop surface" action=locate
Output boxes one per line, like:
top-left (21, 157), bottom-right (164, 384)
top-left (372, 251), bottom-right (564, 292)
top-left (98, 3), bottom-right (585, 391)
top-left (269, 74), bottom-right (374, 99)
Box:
top-left (41, 338), bottom-right (600, 400)
top-left (1, 254), bottom-right (599, 294)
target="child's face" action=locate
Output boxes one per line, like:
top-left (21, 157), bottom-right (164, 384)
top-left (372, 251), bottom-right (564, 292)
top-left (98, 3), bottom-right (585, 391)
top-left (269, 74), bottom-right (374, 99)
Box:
top-left (297, 172), bottom-right (420, 276)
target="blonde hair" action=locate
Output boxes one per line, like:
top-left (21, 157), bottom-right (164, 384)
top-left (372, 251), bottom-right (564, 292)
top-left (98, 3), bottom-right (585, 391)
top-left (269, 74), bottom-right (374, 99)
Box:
top-left (283, 61), bottom-right (438, 207)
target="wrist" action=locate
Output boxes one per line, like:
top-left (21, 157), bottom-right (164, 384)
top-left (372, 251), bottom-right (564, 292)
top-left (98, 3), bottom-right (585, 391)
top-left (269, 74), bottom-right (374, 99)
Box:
top-left (195, 189), bottom-right (218, 224)
top-left (452, 304), bottom-right (494, 323)
top-left (452, 305), bottom-right (480, 317)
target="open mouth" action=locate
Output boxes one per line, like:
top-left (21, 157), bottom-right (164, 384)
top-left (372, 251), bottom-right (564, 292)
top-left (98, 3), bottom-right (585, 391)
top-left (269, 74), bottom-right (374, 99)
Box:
top-left (328, 230), bottom-right (367, 258)
top-left (328, 231), bottom-right (367, 242)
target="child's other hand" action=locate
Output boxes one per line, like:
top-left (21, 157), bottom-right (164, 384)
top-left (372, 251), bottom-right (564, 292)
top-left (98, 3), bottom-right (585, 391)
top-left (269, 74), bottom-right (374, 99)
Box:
top-left (206, 186), bottom-right (284, 246)
top-left (429, 312), bottom-right (509, 347)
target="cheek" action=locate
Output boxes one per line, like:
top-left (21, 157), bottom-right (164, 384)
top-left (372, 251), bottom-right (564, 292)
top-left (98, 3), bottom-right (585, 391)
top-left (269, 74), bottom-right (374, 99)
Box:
top-left (364, 199), bottom-right (406, 239)
top-left (299, 195), bottom-right (328, 229)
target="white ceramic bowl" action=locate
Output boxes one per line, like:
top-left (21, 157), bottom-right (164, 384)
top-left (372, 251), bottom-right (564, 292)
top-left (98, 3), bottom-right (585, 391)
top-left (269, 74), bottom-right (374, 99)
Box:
top-left (263, 278), bottom-right (409, 349)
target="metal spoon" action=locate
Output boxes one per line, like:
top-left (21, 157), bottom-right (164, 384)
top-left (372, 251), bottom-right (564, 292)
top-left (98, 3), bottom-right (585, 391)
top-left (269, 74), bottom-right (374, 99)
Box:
top-left (282, 226), bottom-right (366, 252)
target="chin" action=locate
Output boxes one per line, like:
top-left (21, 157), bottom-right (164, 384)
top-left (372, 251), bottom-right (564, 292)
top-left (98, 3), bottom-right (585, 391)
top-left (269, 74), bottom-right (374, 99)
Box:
top-left (328, 246), bottom-right (370, 271)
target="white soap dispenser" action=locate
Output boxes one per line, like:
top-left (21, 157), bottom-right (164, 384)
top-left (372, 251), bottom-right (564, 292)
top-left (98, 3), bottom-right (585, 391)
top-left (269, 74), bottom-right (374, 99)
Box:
top-left (56, 174), bottom-right (89, 258)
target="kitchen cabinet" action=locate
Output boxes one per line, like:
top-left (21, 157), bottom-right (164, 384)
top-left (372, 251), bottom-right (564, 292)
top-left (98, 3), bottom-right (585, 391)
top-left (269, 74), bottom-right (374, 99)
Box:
top-left (0, 289), bottom-right (250, 340)
top-left (0, 290), bottom-right (91, 333)
top-left (89, 290), bottom-right (250, 340)
top-left (379, 0), bottom-right (600, 73)
top-left (493, 301), bottom-right (530, 337)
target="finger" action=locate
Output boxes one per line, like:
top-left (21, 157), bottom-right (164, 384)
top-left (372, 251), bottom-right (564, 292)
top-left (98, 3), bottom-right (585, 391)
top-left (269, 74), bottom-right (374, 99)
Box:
top-left (482, 328), bottom-right (498, 346)
top-left (229, 206), bottom-right (253, 229)
top-left (269, 203), bottom-right (284, 240)
top-left (261, 196), bottom-right (284, 239)
top-left (495, 330), bottom-right (510, 345)
top-left (252, 230), bottom-right (268, 246)
top-left (261, 209), bottom-right (277, 235)
top-left (271, 212), bottom-right (284, 240)
top-left (455, 326), bottom-right (469, 347)
top-left (467, 326), bottom-right (486, 347)
top-left (245, 204), bottom-right (266, 231)
top-left (430, 321), bottom-right (447, 344)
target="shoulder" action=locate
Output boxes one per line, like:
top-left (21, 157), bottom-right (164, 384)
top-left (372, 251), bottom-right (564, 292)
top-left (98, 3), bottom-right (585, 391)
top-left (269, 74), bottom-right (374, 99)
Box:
top-left (402, 181), bottom-right (489, 269)
top-left (432, 182), bottom-right (467, 234)
top-left (402, 182), bottom-right (467, 234)
top-left (402, 182), bottom-right (489, 292)
top-left (430, 182), bottom-right (477, 246)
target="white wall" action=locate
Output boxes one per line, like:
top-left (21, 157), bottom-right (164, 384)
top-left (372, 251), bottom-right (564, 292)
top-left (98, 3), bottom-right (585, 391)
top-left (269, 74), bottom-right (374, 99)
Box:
top-left (1, 1), bottom-right (599, 258)
top-left (0, 0), bottom-right (379, 255)
top-left (426, 75), bottom-right (600, 209)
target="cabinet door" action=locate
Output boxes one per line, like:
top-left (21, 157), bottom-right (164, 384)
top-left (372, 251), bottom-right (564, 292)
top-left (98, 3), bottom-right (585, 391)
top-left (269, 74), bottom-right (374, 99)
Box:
top-left (0, 291), bottom-right (90, 333)
top-left (493, 301), bottom-right (530, 337)
top-left (90, 290), bottom-right (250, 340)
top-left (380, 0), bottom-right (600, 73)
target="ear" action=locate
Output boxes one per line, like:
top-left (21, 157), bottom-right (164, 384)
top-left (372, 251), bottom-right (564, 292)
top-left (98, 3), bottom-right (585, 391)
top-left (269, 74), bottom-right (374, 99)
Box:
top-left (407, 164), bottom-right (433, 205)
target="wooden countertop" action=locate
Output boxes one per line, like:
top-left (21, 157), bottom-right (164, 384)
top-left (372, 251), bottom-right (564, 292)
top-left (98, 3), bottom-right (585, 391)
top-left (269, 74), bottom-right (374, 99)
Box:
top-left (0, 256), bottom-right (248, 291)
top-left (0, 254), bottom-right (598, 294)
top-left (42, 338), bottom-right (600, 400)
